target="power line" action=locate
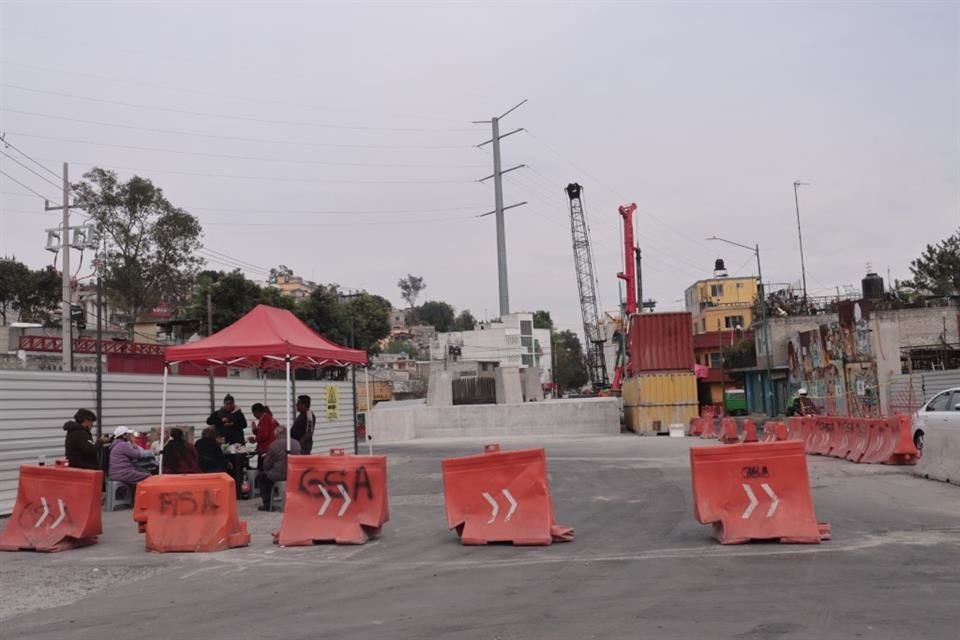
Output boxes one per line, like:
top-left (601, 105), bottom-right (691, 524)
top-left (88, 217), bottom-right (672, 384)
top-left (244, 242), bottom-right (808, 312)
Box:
top-left (0, 149), bottom-right (61, 190)
top-left (7, 62), bottom-right (471, 125)
top-left (1, 134), bottom-right (62, 179)
top-left (0, 168), bottom-right (57, 201)
top-left (2, 110), bottom-right (473, 150)
top-left (0, 83), bottom-right (476, 133)
top-left (28, 157), bottom-right (478, 185)
top-left (201, 214), bottom-right (478, 227)
top-left (199, 247), bottom-right (271, 274)
top-left (3, 130), bottom-right (485, 170)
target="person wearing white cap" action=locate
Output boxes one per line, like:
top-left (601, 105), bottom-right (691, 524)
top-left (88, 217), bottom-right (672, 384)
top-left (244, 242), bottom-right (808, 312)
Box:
top-left (109, 426), bottom-right (154, 486)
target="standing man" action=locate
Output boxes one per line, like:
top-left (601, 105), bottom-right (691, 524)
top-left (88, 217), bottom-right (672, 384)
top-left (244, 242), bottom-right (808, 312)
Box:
top-left (206, 394), bottom-right (247, 445)
top-left (290, 395), bottom-right (315, 454)
top-left (63, 408), bottom-right (109, 470)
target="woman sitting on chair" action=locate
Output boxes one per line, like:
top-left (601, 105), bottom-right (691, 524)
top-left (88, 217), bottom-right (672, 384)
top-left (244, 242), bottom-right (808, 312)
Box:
top-left (161, 428), bottom-right (201, 474)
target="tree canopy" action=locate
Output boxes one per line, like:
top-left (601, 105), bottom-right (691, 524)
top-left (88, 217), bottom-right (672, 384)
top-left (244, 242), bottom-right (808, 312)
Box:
top-left (397, 274), bottom-right (426, 308)
top-left (0, 257), bottom-right (60, 326)
top-left (72, 168), bottom-right (203, 323)
top-left (533, 310), bottom-right (554, 330)
top-left (907, 228), bottom-right (960, 295)
top-left (554, 330), bottom-right (589, 393)
top-left (297, 286), bottom-right (391, 354)
top-left (408, 300), bottom-right (455, 332)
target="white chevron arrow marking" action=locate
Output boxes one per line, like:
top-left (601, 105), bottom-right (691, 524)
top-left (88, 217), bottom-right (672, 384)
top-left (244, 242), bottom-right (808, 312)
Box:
top-left (337, 484), bottom-right (352, 517)
top-left (482, 492), bottom-right (499, 524)
top-left (741, 484), bottom-right (759, 519)
top-left (502, 489), bottom-right (517, 521)
top-left (34, 497), bottom-right (51, 528)
top-left (51, 498), bottom-right (67, 529)
top-left (317, 484), bottom-right (332, 516)
top-left (761, 483), bottom-right (779, 518)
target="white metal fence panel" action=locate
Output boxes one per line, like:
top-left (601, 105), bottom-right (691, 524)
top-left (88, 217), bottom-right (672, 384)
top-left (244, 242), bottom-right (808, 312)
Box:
top-left (886, 370), bottom-right (960, 414)
top-left (0, 370), bottom-right (356, 515)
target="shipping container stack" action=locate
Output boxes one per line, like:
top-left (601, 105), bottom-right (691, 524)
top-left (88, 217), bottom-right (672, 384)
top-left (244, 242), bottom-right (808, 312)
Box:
top-left (622, 312), bottom-right (698, 434)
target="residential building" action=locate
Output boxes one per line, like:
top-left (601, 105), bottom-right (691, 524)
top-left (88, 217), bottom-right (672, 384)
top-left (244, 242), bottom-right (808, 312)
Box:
top-left (272, 273), bottom-right (316, 300)
top-left (684, 261), bottom-right (758, 335)
top-left (430, 312), bottom-right (553, 385)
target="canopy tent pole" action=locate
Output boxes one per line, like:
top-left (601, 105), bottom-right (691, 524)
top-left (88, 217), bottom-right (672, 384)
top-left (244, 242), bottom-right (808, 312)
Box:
top-left (365, 366), bottom-right (372, 455)
top-left (285, 356), bottom-right (292, 451)
top-left (263, 368), bottom-right (268, 405)
top-left (159, 365), bottom-right (169, 475)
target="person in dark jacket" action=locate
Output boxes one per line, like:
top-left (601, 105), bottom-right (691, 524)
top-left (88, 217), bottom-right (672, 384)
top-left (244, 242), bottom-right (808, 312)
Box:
top-left (161, 428), bottom-right (201, 474)
top-left (196, 427), bottom-right (228, 473)
top-left (63, 408), bottom-right (108, 470)
top-left (205, 394), bottom-right (247, 445)
top-left (257, 426), bottom-right (300, 511)
top-left (290, 395), bottom-right (315, 455)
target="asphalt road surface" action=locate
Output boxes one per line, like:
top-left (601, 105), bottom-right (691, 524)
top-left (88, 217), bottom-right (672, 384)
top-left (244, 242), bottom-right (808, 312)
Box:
top-left (3, 435), bottom-right (959, 639)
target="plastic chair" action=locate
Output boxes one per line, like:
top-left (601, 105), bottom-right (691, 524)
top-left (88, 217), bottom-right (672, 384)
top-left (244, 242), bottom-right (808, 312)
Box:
top-left (246, 469), bottom-right (260, 498)
top-left (104, 479), bottom-right (133, 511)
top-left (269, 481), bottom-right (286, 512)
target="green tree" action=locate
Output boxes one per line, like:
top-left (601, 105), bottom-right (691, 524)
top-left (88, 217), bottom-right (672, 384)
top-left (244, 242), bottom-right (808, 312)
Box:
top-left (533, 310), bottom-right (554, 330)
top-left (72, 168), bottom-right (203, 323)
top-left (453, 309), bottom-right (476, 331)
top-left (297, 287), bottom-right (391, 354)
top-left (409, 300), bottom-right (455, 332)
top-left (188, 269), bottom-right (296, 334)
top-left (554, 330), bottom-right (588, 393)
top-left (907, 228), bottom-right (960, 295)
top-left (384, 339), bottom-right (416, 357)
top-left (397, 274), bottom-right (426, 308)
top-left (0, 258), bottom-right (60, 325)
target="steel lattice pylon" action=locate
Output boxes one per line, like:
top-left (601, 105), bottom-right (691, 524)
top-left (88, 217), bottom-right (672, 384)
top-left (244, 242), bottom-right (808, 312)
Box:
top-left (566, 183), bottom-right (609, 389)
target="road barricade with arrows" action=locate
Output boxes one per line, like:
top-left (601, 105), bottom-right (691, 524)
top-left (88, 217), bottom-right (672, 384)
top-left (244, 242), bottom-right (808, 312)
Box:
top-left (275, 449), bottom-right (389, 546)
top-left (442, 444), bottom-right (573, 546)
top-left (691, 440), bottom-right (831, 544)
top-left (0, 465), bottom-right (103, 552)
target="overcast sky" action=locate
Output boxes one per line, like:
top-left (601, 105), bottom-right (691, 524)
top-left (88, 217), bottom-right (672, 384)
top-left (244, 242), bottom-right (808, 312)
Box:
top-left (1, 1), bottom-right (957, 337)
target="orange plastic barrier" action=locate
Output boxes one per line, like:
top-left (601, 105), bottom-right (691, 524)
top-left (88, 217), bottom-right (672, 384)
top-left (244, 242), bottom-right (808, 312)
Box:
top-left (275, 449), bottom-right (389, 546)
top-left (741, 419), bottom-right (759, 443)
top-left (829, 420), bottom-right (854, 459)
top-left (801, 417), bottom-right (817, 452)
top-left (700, 416), bottom-right (718, 439)
top-left (690, 441), bottom-right (831, 544)
top-left (688, 417), bottom-right (704, 437)
top-left (809, 420), bottom-right (834, 456)
top-left (0, 465), bottom-right (103, 552)
top-left (785, 417), bottom-right (801, 441)
top-left (720, 418), bottom-right (739, 444)
top-left (860, 415), bottom-right (919, 465)
top-left (442, 444), bottom-right (573, 546)
top-left (762, 421), bottom-right (788, 442)
top-left (133, 473), bottom-right (250, 552)
top-left (846, 420), bottom-right (871, 462)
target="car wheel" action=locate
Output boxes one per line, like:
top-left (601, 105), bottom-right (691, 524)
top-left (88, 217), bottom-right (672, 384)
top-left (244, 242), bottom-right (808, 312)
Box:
top-left (914, 430), bottom-right (924, 452)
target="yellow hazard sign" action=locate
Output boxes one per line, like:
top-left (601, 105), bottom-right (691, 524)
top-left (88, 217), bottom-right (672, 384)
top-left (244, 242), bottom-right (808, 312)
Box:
top-left (326, 385), bottom-right (340, 420)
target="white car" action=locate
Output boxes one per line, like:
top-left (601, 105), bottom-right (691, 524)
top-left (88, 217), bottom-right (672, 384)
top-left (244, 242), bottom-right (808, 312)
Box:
top-left (913, 387), bottom-right (960, 450)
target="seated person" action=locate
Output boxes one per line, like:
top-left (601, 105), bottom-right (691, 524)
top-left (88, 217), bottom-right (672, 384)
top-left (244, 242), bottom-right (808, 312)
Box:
top-left (161, 428), bottom-right (201, 474)
top-left (257, 426), bottom-right (300, 511)
top-left (196, 427), bottom-right (228, 473)
top-left (109, 426), bottom-right (154, 486)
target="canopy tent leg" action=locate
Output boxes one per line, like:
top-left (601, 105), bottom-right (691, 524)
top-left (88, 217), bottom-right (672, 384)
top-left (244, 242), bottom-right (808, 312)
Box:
top-left (352, 364), bottom-right (358, 455)
top-left (263, 369), bottom-right (268, 405)
top-left (159, 365), bottom-right (169, 475)
top-left (365, 366), bottom-right (372, 455)
top-left (285, 356), bottom-right (292, 452)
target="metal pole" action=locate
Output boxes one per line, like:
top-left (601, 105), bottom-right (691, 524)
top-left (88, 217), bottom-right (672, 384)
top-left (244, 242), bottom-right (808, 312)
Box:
top-left (207, 290), bottom-right (215, 412)
top-left (95, 237), bottom-right (103, 439)
top-left (285, 356), bottom-right (292, 451)
top-left (352, 364), bottom-right (358, 455)
top-left (158, 366), bottom-right (168, 475)
top-left (756, 244), bottom-right (773, 415)
top-left (793, 181), bottom-right (809, 311)
top-left (364, 366), bottom-right (372, 455)
top-left (61, 162), bottom-right (72, 372)
top-left (492, 116), bottom-right (509, 316)
top-left (635, 247), bottom-right (643, 314)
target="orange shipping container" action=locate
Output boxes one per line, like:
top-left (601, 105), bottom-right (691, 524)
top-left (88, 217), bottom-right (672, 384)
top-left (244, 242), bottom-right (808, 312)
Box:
top-left (629, 312), bottom-right (695, 372)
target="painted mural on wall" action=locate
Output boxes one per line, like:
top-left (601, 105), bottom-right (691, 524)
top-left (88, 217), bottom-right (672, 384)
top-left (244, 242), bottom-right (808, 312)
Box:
top-left (786, 300), bottom-right (879, 416)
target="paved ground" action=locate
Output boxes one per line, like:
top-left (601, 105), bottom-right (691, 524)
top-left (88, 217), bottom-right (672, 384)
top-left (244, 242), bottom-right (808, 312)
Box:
top-left (3, 435), bottom-right (959, 639)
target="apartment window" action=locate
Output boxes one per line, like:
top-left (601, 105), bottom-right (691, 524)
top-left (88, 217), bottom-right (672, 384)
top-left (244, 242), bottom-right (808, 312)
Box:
top-left (710, 283), bottom-right (724, 297)
top-left (521, 336), bottom-right (533, 350)
top-left (724, 315), bottom-right (744, 329)
top-left (710, 352), bottom-right (723, 368)
top-left (521, 354), bottom-right (533, 366)
top-left (520, 320), bottom-right (533, 336)
top-left (701, 319), bottom-right (706, 332)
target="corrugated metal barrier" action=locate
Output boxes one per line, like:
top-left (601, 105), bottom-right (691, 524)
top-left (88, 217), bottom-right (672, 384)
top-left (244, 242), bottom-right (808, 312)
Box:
top-left (0, 370), bottom-right (355, 516)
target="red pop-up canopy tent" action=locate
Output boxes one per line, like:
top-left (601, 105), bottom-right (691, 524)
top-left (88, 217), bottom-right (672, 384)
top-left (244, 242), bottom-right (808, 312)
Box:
top-left (161, 305), bottom-right (367, 459)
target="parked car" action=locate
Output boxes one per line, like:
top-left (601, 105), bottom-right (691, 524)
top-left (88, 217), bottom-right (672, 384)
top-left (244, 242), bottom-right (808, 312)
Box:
top-left (913, 387), bottom-right (960, 450)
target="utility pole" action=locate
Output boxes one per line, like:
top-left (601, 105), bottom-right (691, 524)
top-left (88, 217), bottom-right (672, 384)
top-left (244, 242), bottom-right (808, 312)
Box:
top-left (207, 290), bottom-right (215, 412)
top-left (635, 247), bottom-right (643, 314)
top-left (95, 233), bottom-right (104, 439)
top-left (475, 100), bottom-right (528, 317)
top-left (793, 181), bottom-right (810, 311)
top-left (43, 163), bottom-right (73, 371)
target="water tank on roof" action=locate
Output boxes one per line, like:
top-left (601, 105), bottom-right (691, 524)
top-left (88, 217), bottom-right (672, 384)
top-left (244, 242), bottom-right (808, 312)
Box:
top-left (862, 272), bottom-right (884, 299)
top-left (713, 259), bottom-right (727, 277)
top-left (565, 183), bottom-right (582, 200)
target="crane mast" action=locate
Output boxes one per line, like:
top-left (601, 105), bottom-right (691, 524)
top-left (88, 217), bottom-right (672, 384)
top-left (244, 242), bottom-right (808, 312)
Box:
top-left (565, 183), bottom-right (609, 390)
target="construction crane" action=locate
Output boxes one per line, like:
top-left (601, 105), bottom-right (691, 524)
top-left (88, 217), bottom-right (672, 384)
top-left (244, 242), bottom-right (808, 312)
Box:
top-left (565, 183), bottom-right (609, 391)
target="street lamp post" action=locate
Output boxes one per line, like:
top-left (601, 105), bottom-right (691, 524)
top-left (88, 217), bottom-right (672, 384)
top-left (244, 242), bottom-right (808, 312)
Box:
top-left (708, 236), bottom-right (773, 416)
top-left (793, 181), bottom-right (810, 312)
